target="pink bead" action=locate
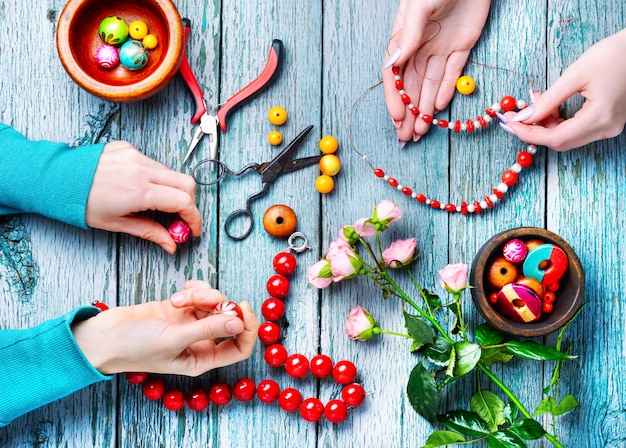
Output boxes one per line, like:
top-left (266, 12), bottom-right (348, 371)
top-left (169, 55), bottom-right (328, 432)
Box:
top-left (95, 44), bottom-right (120, 69)
top-left (168, 219), bottom-right (191, 244)
top-left (502, 238), bottom-right (528, 263)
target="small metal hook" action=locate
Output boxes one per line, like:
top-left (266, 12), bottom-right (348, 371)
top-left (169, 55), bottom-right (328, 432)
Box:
top-left (287, 232), bottom-right (311, 253)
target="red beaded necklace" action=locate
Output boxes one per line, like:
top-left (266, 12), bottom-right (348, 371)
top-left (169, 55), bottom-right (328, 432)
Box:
top-left (98, 233), bottom-right (365, 423)
top-left (349, 70), bottom-right (538, 215)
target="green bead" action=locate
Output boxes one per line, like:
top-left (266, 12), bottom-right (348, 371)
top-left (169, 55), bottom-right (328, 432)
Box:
top-left (98, 16), bottom-right (129, 46)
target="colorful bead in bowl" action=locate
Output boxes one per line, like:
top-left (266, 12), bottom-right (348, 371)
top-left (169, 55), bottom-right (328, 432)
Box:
top-left (119, 40), bottom-right (148, 70)
top-left (95, 44), bottom-right (120, 69)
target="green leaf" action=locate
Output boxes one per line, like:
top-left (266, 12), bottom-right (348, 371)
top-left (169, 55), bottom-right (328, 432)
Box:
top-left (553, 394), bottom-right (579, 416)
top-left (438, 410), bottom-right (490, 437)
top-left (425, 337), bottom-right (453, 366)
top-left (533, 396), bottom-right (556, 416)
top-left (410, 339), bottom-right (425, 353)
top-left (445, 345), bottom-right (456, 377)
top-left (407, 361), bottom-right (439, 423)
top-left (475, 323), bottom-right (505, 346)
top-left (506, 340), bottom-right (576, 361)
top-left (453, 341), bottom-right (481, 377)
top-left (508, 418), bottom-right (546, 440)
top-left (422, 430), bottom-right (466, 448)
top-left (423, 288), bottom-right (442, 308)
top-left (470, 390), bottom-right (506, 432)
top-left (480, 346), bottom-right (514, 366)
top-left (445, 301), bottom-right (462, 334)
top-left (486, 430), bottom-right (527, 448)
top-left (404, 312), bottom-right (435, 346)
top-left (503, 403), bottom-right (519, 424)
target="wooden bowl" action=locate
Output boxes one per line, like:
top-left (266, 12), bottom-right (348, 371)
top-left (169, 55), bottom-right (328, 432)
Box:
top-left (470, 227), bottom-right (584, 337)
top-left (56, 0), bottom-right (183, 102)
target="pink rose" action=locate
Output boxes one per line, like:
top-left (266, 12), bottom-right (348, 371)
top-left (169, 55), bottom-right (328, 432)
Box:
top-left (345, 306), bottom-right (378, 341)
top-left (328, 245), bottom-right (363, 282)
top-left (307, 259), bottom-right (333, 289)
top-left (438, 263), bottom-right (468, 293)
top-left (353, 218), bottom-right (376, 238)
top-left (372, 200), bottom-right (402, 231)
top-left (325, 238), bottom-right (352, 259)
top-left (383, 238), bottom-right (417, 268)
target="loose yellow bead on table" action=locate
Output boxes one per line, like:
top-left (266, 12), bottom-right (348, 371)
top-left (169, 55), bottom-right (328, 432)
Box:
top-left (142, 34), bottom-right (158, 50)
top-left (319, 135), bottom-right (339, 154)
top-left (268, 131), bottom-right (283, 146)
top-left (456, 76), bottom-right (476, 95)
top-left (129, 21), bottom-right (149, 40)
top-left (268, 106), bottom-right (288, 125)
top-left (319, 154), bottom-right (341, 176)
top-left (315, 175), bottom-right (335, 194)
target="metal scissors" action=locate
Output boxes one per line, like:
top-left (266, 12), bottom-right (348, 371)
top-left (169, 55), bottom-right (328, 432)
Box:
top-left (192, 125), bottom-right (321, 240)
top-left (179, 18), bottom-right (284, 164)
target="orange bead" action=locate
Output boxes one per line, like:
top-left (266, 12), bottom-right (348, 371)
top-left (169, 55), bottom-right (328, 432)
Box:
top-left (262, 204), bottom-right (297, 238)
top-left (315, 175), bottom-right (334, 194)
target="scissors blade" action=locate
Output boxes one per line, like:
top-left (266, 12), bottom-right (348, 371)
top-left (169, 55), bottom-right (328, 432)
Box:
top-left (260, 125), bottom-right (314, 183)
top-left (280, 155), bottom-right (323, 174)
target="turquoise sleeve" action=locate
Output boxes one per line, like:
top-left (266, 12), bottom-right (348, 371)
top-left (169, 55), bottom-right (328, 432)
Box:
top-left (0, 306), bottom-right (113, 427)
top-left (0, 123), bottom-right (106, 229)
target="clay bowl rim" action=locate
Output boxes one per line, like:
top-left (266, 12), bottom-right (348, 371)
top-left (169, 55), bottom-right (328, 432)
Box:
top-left (470, 227), bottom-right (584, 337)
top-left (56, 0), bottom-right (183, 103)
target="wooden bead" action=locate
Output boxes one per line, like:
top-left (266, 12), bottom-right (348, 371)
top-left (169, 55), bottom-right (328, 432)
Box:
top-left (263, 204), bottom-right (297, 238)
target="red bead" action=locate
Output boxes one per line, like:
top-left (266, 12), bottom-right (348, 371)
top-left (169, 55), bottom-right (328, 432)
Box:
top-left (489, 292), bottom-right (498, 304)
top-left (262, 297), bottom-right (285, 321)
top-left (542, 301), bottom-right (553, 313)
top-left (477, 116), bottom-right (487, 128)
top-left (285, 354), bottom-right (309, 378)
top-left (310, 354), bottom-right (333, 378)
top-left (544, 291), bottom-right (556, 303)
top-left (547, 281), bottom-right (560, 292)
top-left (466, 119), bottom-right (475, 133)
top-left (92, 301), bottom-right (109, 311)
top-left (142, 377), bottom-right (165, 400)
top-left (473, 201), bottom-right (482, 213)
top-left (273, 252), bottom-right (297, 275)
top-left (258, 321), bottom-right (281, 345)
top-left (395, 79), bottom-right (403, 90)
top-left (233, 378), bottom-right (256, 402)
top-left (484, 195), bottom-right (493, 208)
top-left (264, 343), bottom-right (288, 367)
top-left (300, 398), bottom-right (324, 422)
top-left (410, 106), bottom-right (419, 115)
top-left (502, 170), bottom-right (518, 186)
top-left (493, 188), bottom-right (504, 199)
top-left (126, 372), bottom-right (148, 385)
top-left (415, 194), bottom-right (426, 203)
top-left (429, 200), bottom-right (440, 209)
top-left (444, 203), bottom-right (456, 212)
top-left (517, 151), bottom-right (533, 168)
top-left (163, 388), bottom-right (185, 411)
top-left (401, 94), bottom-right (410, 105)
top-left (391, 66), bottom-right (400, 75)
top-left (333, 360), bottom-right (357, 385)
top-left (257, 379), bottom-right (280, 403)
top-left (461, 201), bottom-right (468, 216)
top-left (437, 119), bottom-right (449, 128)
top-left (500, 96), bottom-right (517, 112)
top-left (186, 388), bottom-right (210, 411)
top-left (209, 382), bottom-right (232, 406)
top-left (342, 383), bottom-right (366, 407)
top-left (324, 399), bottom-right (349, 424)
top-left (267, 274), bottom-right (290, 298)
top-left (212, 301), bottom-right (243, 319)
top-left (454, 120), bottom-right (461, 133)
top-left (388, 177), bottom-right (398, 187)
top-left (168, 219), bottom-right (191, 244)
top-left (422, 115), bottom-right (433, 123)
top-left (279, 388), bottom-right (303, 412)
top-left (401, 187), bottom-right (412, 196)
top-left (374, 168), bottom-right (385, 178)
top-left (485, 108), bottom-right (497, 118)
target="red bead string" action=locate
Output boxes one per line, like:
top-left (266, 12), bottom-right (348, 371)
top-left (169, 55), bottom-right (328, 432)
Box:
top-left (97, 249), bottom-right (365, 424)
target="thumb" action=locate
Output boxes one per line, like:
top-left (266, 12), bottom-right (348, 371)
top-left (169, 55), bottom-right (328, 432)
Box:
top-left (175, 314), bottom-right (244, 347)
top-left (112, 215), bottom-right (177, 254)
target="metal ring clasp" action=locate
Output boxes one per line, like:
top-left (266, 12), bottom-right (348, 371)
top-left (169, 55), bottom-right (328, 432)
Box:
top-left (287, 232), bottom-right (311, 253)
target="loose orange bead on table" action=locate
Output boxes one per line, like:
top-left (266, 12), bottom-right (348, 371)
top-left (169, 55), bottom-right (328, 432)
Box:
top-left (315, 175), bottom-right (334, 194)
top-left (319, 154), bottom-right (341, 176)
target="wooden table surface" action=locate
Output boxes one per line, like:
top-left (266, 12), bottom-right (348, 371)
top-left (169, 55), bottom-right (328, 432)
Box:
top-left (1, 1), bottom-right (625, 447)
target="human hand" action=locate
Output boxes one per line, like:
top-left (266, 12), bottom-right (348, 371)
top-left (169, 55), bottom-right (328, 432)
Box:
top-left (72, 280), bottom-right (259, 376)
top-left (85, 141), bottom-right (202, 254)
top-left (504, 28), bottom-right (626, 151)
top-left (383, 0), bottom-right (491, 144)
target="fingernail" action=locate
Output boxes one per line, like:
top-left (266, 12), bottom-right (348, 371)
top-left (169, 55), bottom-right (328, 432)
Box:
top-left (397, 138), bottom-right (407, 149)
top-left (499, 123), bottom-right (517, 136)
top-left (170, 292), bottom-right (185, 306)
top-left (510, 105), bottom-right (534, 122)
top-left (529, 87), bottom-right (537, 104)
top-left (495, 111), bottom-right (509, 124)
top-left (241, 300), bottom-right (253, 313)
top-left (225, 319), bottom-right (244, 334)
top-left (412, 132), bottom-right (421, 142)
top-left (383, 47), bottom-right (402, 69)
top-left (392, 118), bottom-right (402, 129)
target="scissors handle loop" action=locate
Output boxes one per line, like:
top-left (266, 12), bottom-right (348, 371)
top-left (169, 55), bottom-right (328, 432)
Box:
top-left (192, 159), bottom-right (261, 186)
top-left (224, 208), bottom-right (254, 241)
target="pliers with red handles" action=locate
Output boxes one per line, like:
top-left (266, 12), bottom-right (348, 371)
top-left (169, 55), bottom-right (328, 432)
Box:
top-left (179, 18), bottom-right (284, 164)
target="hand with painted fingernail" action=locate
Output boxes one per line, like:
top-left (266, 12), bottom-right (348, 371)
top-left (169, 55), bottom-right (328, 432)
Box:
top-left (73, 280), bottom-right (259, 376)
top-left (86, 141), bottom-right (202, 254)
top-left (505, 28), bottom-right (626, 151)
top-left (382, 0), bottom-right (491, 143)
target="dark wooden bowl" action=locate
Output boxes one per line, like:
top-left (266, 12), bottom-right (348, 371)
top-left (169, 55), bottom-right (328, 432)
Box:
top-left (56, 0), bottom-right (183, 102)
top-left (470, 227), bottom-right (584, 337)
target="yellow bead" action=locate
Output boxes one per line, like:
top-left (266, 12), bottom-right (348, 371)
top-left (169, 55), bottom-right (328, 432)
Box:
top-left (319, 154), bottom-right (341, 176)
top-left (268, 131), bottom-right (283, 146)
top-left (319, 135), bottom-right (339, 154)
top-left (268, 106), bottom-right (288, 125)
top-left (142, 34), bottom-right (158, 50)
top-left (456, 76), bottom-right (476, 95)
top-left (315, 175), bottom-right (335, 194)
top-left (129, 21), bottom-right (149, 40)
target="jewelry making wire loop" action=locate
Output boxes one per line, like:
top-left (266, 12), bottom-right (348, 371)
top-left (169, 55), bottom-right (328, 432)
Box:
top-left (287, 232), bottom-right (311, 253)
